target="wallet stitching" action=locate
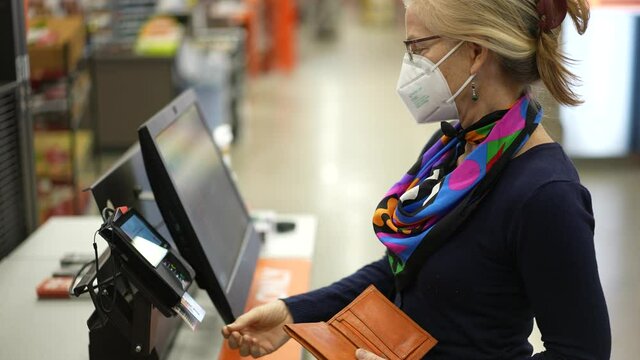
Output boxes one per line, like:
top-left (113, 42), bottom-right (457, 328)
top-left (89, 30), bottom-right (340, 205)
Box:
top-left (328, 287), bottom-right (373, 322)
top-left (347, 312), bottom-right (403, 359)
top-left (336, 317), bottom-right (388, 357)
top-left (285, 323), bottom-right (357, 360)
top-left (349, 298), bottom-right (432, 359)
top-left (362, 289), bottom-right (436, 357)
top-left (404, 338), bottom-right (435, 360)
top-left (333, 320), bottom-right (376, 353)
top-left (355, 287), bottom-right (431, 337)
top-left (283, 326), bottom-right (324, 359)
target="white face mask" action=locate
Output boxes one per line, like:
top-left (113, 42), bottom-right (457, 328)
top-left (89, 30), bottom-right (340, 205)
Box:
top-left (396, 41), bottom-right (476, 124)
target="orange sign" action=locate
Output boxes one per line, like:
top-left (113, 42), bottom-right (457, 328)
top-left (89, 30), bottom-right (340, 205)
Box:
top-left (219, 258), bottom-right (312, 360)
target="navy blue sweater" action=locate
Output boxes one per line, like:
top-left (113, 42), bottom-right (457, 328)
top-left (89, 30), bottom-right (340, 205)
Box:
top-left (283, 143), bottom-right (611, 359)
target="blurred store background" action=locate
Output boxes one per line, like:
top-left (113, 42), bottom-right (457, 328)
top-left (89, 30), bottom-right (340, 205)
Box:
top-left (1, 0), bottom-right (639, 358)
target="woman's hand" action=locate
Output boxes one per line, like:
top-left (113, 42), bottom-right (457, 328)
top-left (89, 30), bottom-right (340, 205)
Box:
top-left (355, 349), bottom-right (386, 360)
top-left (221, 300), bottom-right (293, 358)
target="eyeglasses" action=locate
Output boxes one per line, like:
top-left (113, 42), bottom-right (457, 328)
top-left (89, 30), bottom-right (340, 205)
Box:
top-left (403, 35), bottom-right (441, 61)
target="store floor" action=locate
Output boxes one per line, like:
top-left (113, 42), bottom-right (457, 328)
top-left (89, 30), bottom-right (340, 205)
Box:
top-left (227, 10), bottom-right (640, 360)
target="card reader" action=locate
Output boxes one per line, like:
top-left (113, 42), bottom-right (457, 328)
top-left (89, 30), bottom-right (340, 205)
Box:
top-left (99, 208), bottom-right (196, 317)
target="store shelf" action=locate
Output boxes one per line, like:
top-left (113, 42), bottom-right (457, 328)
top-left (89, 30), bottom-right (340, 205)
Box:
top-left (31, 69), bottom-right (91, 130)
top-left (33, 129), bottom-right (93, 184)
top-left (29, 63), bottom-right (95, 220)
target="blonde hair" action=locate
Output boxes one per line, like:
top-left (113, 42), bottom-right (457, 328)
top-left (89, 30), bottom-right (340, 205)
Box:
top-left (406, 0), bottom-right (590, 106)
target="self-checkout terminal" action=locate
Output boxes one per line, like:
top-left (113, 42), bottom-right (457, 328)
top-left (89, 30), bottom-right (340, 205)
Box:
top-left (73, 207), bottom-right (204, 360)
top-left (72, 90), bottom-right (262, 360)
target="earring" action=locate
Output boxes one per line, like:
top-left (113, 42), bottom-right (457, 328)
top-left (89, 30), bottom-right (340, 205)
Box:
top-left (471, 82), bottom-right (479, 102)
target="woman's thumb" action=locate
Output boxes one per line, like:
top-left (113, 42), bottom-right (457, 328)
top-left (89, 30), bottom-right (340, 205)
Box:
top-left (225, 310), bottom-right (255, 332)
top-left (356, 348), bottom-right (381, 360)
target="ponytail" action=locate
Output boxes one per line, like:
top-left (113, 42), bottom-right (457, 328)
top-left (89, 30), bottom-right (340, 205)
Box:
top-left (535, 0), bottom-right (590, 106)
top-left (566, 0), bottom-right (589, 35)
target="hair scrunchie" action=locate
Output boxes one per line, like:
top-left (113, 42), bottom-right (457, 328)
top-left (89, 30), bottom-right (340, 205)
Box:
top-left (537, 0), bottom-right (568, 32)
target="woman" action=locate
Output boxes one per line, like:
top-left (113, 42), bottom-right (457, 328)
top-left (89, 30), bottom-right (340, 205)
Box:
top-left (222, 0), bottom-right (611, 358)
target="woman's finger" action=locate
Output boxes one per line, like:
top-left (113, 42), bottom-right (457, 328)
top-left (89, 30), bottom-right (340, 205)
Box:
top-left (230, 331), bottom-right (244, 349)
top-left (227, 336), bottom-right (237, 349)
top-left (239, 334), bottom-right (253, 357)
top-left (250, 339), bottom-right (263, 358)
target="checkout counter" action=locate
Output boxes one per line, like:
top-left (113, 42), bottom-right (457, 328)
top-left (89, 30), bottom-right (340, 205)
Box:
top-left (0, 214), bottom-right (316, 359)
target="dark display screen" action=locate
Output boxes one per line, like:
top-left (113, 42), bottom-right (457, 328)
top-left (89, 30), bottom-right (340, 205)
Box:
top-left (155, 105), bottom-right (248, 289)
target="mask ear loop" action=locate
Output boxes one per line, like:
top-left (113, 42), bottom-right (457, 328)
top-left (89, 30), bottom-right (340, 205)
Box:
top-left (431, 41), bottom-right (466, 71)
top-left (432, 41), bottom-right (477, 104)
top-left (446, 73), bottom-right (477, 104)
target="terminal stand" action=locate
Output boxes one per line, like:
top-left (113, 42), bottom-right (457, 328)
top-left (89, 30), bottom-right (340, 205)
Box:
top-left (82, 251), bottom-right (181, 360)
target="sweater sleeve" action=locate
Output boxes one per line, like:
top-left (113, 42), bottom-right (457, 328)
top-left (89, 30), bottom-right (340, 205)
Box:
top-left (282, 256), bottom-right (395, 323)
top-left (513, 181), bottom-right (611, 360)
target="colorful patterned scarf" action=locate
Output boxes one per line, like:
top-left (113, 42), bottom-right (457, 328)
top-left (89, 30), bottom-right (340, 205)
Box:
top-left (373, 96), bottom-right (542, 290)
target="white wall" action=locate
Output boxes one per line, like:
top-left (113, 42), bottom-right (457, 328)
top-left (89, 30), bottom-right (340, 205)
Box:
top-left (560, 9), bottom-right (638, 157)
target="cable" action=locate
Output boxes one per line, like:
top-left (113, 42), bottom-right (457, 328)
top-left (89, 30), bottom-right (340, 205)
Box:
top-left (85, 207), bottom-right (120, 314)
top-left (101, 207), bottom-right (114, 222)
top-left (68, 229), bottom-right (103, 297)
top-left (99, 209), bottom-right (118, 313)
top-left (84, 207), bottom-right (139, 315)
top-left (70, 226), bottom-right (123, 297)
top-left (99, 246), bottom-right (118, 313)
top-left (68, 255), bottom-right (97, 297)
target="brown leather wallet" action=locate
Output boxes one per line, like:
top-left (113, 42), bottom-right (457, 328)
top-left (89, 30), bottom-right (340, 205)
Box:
top-left (283, 285), bottom-right (437, 359)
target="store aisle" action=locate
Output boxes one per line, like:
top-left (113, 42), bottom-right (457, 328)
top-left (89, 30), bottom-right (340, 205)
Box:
top-left (229, 8), bottom-right (639, 360)
top-left (231, 13), bottom-right (436, 285)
